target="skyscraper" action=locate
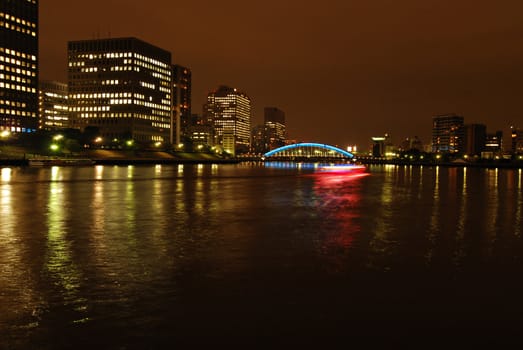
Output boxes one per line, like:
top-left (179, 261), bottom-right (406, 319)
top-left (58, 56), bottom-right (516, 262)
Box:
top-left (432, 114), bottom-right (464, 153)
top-left (0, 0), bottom-right (38, 134)
top-left (264, 107), bottom-right (286, 151)
top-left (511, 126), bottom-right (523, 154)
top-left (463, 123), bottom-right (486, 156)
top-left (205, 85), bottom-right (251, 155)
top-left (38, 80), bottom-right (69, 130)
top-left (172, 64), bottom-right (191, 145)
top-left (68, 37), bottom-right (172, 145)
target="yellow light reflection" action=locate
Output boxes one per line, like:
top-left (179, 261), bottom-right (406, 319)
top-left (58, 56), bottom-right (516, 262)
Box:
top-left (46, 180), bottom-right (88, 322)
top-left (95, 165), bottom-right (104, 180)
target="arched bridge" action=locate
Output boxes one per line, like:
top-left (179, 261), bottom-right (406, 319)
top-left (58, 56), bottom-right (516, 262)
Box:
top-left (263, 143), bottom-right (354, 161)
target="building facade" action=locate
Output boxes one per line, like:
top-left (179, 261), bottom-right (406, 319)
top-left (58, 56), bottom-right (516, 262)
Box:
top-left (0, 0), bottom-right (38, 134)
top-left (511, 126), bottom-right (523, 154)
top-left (38, 80), bottom-right (69, 130)
top-left (484, 130), bottom-right (503, 154)
top-left (432, 114), bottom-right (464, 153)
top-left (205, 85), bottom-right (251, 154)
top-left (463, 123), bottom-right (486, 156)
top-left (264, 107), bottom-right (286, 151)
top-left (172, 64), bottom-right (191, 145)
top-left (68, 37), bottom-right (172, 145)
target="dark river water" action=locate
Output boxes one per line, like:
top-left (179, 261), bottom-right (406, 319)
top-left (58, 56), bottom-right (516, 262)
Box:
top-left (1, 163), bottom-right (523, 347)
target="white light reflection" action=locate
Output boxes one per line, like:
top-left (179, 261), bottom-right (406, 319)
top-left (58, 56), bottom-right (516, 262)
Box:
top-left (1, 167), bottom-right (12, 182)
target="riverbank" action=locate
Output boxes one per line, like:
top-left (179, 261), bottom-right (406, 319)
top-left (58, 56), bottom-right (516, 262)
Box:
top-left (0, 149), bottom-right (239, 166)
top-left (357, 157), bottom-right (523, 169)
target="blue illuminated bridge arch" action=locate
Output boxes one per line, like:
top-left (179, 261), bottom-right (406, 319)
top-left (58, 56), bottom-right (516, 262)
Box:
top-left (263, 143), bottom-right (354, 159)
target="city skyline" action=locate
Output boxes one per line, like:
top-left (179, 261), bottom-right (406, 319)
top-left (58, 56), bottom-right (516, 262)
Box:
top-left (39, 0), bottom-right (523, 148)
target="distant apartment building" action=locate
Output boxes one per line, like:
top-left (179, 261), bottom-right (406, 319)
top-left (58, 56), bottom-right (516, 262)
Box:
top-left (463, 123), bottom-right (486, 156)
top-left (205, 85), bottom-right (251, 155)
top-left (68, 37), bottom-right (172, 145)
top-left (0, 0), bottom-right (39, 134)
top-left (432, 114), bottom-right (464, 153)
top-left (172, 64), bottom-right (191, 144)
top-left (38, 80), bottom-right (69, 130)
top-left (511, 126), bottom-right (523, 154)
top-left (264, 107), bottom-right (286, 151)
top-left (484, 130), bottom-right (503, 153)
top-left (371, 133), bottom-right (393, 157)
top-left (251, 124), bottom-right (266, 154)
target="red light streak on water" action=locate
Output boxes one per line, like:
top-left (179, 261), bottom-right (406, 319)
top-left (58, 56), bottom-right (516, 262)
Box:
top-left (311, 171), bottom-right (370, 267)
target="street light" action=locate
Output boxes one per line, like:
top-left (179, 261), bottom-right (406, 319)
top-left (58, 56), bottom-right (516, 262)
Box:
top-left (53, 134), bottom-right (64, 141)
top-left (0, 130), bottom-right (10, 139)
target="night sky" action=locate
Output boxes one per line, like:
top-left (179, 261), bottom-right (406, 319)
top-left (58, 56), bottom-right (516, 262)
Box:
top-left (40, 0), bottom-right (523, 149)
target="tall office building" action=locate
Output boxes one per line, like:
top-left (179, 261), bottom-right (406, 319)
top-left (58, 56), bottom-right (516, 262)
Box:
top-left (205, 85), bottom-right (251, 155)
top-left (463, 123), bottom-right (486, 156)
top-left (38, 80), bottom-right (69, 130)
top-left (432, 114), bottom-right (464, 153)
top-left (172, 64), bottom-right (191, 145)
top-left (0, 0), bottom-right (38, 134)
top-left (68, 37), bottom-right (172, 145)
top-left (511, 126), bottom-right (523, 154)
top-left (264, 107), bottom-right (286, 151)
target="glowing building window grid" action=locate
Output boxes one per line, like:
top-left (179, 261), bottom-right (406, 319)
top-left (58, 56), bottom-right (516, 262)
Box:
top-left (0, 12), bottom-right (37, 36)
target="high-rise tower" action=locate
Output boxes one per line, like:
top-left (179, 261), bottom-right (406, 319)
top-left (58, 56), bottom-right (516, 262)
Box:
top-left (172, 64), bottom-right (191, 145)
top-left (0, 0), bottom-right (38, 134)
top-left (264, 107), bottom-right (286, 151)
top-left (68, 37), bottom-right (172, 145)
top-left (205, 85), bottom-right (251, 155)
top-left (432, 114), bottom-right (464, 153)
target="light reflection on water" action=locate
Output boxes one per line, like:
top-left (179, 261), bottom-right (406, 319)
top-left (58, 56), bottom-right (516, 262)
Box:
top-left (1, 163), bottom-right (523, 345)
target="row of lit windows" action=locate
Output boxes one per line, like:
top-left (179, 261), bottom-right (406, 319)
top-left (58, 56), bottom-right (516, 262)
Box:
top-left (0, 12), bottom-right (37, 28)
top-left (140, 81), bottom-right (155, 89)
top-left (0, 48), bottom-right (37, 61)
top-left (0, 21), bottom-right (36, 36)
top-left (0, 109), bottom-right (36, 117)
top-left (0, 73), bottom-right (33, 84)
top-left (110, 66), bottom-right (135, 72)
top-left (0, 55), bottom-right (37, 70)
top-left (77, 52), bottom-right (132, 60)
top-left (78, 112), bottom-right (170, 122)
top-left (70, 92), bottom-right (132, 99)
top-left (134, 53), bottom-right (170, 70)
top-left (0, 82), bottom-right (36, 92)
top-left (0, 99), bottom-right (26, 108)
top-left (43, 92), bottom-right (68, 99)
top-left (72, 106), bottom-right (110, 112)
top-left (76, 52), bottom-right (170, 72)
top-left (0, 64), bottom-right (35, 77)
top-left (152, 122), bottom-right (170, 129)
top-left (81, 67), bottom-right (98, 73)
top-left (0, 126), bottom-right (36, 133)
top-left (134, 59), bottom-right (170, 79)
top-left (102, 79), bottom-right (119, 85)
